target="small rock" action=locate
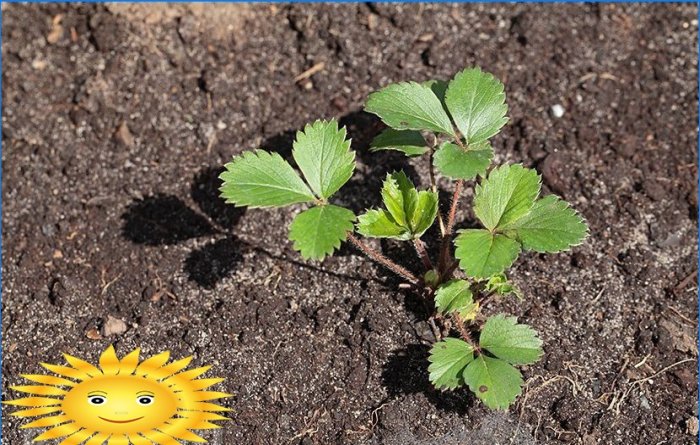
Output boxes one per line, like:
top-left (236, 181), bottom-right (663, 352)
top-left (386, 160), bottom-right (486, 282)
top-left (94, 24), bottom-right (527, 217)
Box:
top-left (551, 104), bottom-right (565, 118)
top-left (102, 315), bottom-right (128, 336)
top-left (687, 417), bottom-right (699, 436)
top-left (47, 14), bottom-right (64, 44)
top-left (115, 121), bottom-right (134, 147)
top-left (86, 328), bottom-right (102, 340)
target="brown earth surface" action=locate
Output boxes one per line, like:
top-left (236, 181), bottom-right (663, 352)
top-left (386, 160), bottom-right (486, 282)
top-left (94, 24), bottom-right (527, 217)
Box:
top-left (2, 3), bottom-right (698, 444)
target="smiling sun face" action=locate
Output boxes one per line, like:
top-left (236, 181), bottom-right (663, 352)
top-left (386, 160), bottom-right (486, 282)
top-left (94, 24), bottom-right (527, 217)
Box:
top-left (5, 345), bottom-right (231, 444)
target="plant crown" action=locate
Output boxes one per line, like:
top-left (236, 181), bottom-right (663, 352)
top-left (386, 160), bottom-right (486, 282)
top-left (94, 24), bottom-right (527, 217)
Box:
top-left (219, 67), bottom-right (588, 409)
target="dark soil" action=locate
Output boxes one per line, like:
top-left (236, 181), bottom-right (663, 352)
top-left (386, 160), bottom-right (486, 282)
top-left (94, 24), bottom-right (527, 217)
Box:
top-left (2, 4), bottom-right (698, 444)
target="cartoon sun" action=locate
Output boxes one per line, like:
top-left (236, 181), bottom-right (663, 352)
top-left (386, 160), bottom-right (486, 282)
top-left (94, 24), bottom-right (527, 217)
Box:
top-left (5, 345), bottom-right (231, 444)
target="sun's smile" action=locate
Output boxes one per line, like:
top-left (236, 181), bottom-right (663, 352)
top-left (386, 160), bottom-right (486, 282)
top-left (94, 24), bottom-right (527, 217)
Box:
top-left (5, 345), bottom-right (231, 444)
top-left (98, 416), bottom-right (144, 424)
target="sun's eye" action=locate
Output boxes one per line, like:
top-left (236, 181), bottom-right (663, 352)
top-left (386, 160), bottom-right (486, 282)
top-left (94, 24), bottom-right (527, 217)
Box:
top-left (137, 395), bottom-right (154, 405)
top-left (88, 395), bottom-right (106, 405)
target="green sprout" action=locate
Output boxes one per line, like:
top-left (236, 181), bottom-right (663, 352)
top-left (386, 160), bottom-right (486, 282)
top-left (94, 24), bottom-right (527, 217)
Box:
top-left (219, 67), bottom-right (588, 409)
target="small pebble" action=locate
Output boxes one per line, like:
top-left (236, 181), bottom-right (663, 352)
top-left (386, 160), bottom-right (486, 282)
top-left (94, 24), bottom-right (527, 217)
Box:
top-left (102, 315), bottom-right (128, 336)
top-left (551, 104), bottom-right (565, 118)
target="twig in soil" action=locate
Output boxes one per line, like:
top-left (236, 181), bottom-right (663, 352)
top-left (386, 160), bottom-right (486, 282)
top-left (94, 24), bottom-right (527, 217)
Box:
top-left (294, 62), bottom-right (325, 83)
top-left (667, 305), bottom-right (696, 325)
top-left (674, 269), bottom-right (697, 293)
top-left (347, 233), bottom-right (419, 285)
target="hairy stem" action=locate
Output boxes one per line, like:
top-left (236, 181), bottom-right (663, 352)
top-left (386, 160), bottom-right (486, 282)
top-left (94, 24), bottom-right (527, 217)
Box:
top-left (452, 312), bottom-right (479, 351)
top-left (438, 179), bottom-right (463, 273)
top-left (429, 148), bottom-right (446, 236)
top-left (347, 233), bottom-right (419, 285)
top-left (413, 238), bottom-right (433, 271)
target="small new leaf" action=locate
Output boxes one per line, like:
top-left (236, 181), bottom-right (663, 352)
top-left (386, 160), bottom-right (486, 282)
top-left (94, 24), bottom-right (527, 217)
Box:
top-left (356, 209), bottom-right (409, 240)
top-left (410, 189), bottom-right (439, 238)
top-left (428, 338), bottom-right (474, 390)
top-left (219, 150), bottom-right (315, 208)
top-left (365, 81), bottom-right (456, 136)
top-left (485, 273), bottom-right (523, 299)
top-left (433, 141), bottom-right (493, 180)
top-left (504, 195), bottom-right (588, 253)
top-left (382, 171), bottom-right (417, 228)
top-left (434, 280), bottom-right (475, 317)
top-left (370, 128), bottom-right (428, 157)
top-left (288, 205), bottom-right (355, 260)
top-left (473, 164), bottom-right (541, 230)
top-left (479, 315), bottom-right (543, 365)
top-left (292, 120), bottom-right (355, 199)
top-left (454, 229), bottom-right (521, 279)
top-left (463, 355), bottom-right (523, 410)
top-left (445, 67), bottom-right (508, 145)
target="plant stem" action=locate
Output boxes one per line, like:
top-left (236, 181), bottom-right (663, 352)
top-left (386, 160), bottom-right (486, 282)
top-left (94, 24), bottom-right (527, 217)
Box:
top-left (429, 148), bottom-right (446, 236)
top-left (347, 233), bottom-right (419, 285)
top-left (452, 312), bottom-right (479, 351)
top-left (413, 238), bottom-right (433, 271)
top-left (438, 179), bottom-right (463, 273)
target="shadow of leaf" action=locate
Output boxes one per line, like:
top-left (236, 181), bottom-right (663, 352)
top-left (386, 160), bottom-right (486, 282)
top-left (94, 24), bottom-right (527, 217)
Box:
top-left (184, 237), bottom-right (243, 289)
top-left (191, 166), bottom-right (246, 230)
top-left (121, 194), bottom-right (216, 245)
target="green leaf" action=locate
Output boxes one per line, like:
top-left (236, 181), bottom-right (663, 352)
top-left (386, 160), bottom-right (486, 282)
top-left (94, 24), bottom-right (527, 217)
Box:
top-left (219, 150), bottom-right (315, 208)
top-left (463, 355), bottom-right (523, 409)
top-left (504, 195), bottom-right (588, 253)
top-left (356, 209), bottom-right (409, 240)
top-left (428, 338), bottom-right (474, 390)
top-left (434, 280), bottom-right (474, 316)
top-left (423, 79), bottom-right (448, 106)
top-left (473, 164), bottom-right (541, 230)
top-left (288, 205), bottom-right (355, 260)
top-left (381, 171), bottom-right (417, 228)
top-left (485, 273), bottom-right (523, 299)
top-left (409, 190), bottom-right (438, 238)
top-left (292, 120), bottom-right (355, 199)
top-left (365, 81), bottom-right (456, 136)
top-left (433, 141), bottom-right (493, 180)
top-left (479, 315), bottom-right (543, 365)
top-left (370, 129), bottom-right (428, 157)
top-left (445, 67), bottom-right (508, 145)
top-left (454, 229), bottom-right (521, 279)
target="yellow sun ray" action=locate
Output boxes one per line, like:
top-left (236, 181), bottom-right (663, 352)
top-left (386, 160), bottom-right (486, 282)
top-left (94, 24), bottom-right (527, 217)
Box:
top-left (20, 414), bottom-right (70, 429)
top-left (9, 406), bottom-right (62, 418)
top-left (63, 354), bottom-right (102, 377)
top-left (134, 351), bottom-right (170, 377)
top-left (4, 396), bottom-right (61, 407)
top-left (8, 345), bottom-right (230, 444)
top-left (118, 348), bottom-right (141, 375)
top-left (10, 385), bottom-right (68, 397)
top-left (58, 429), bottom-right (94, 445)
top-left (126, 433), bottom-right (153, 445)
top-left (33, 422), bottom-right (83, 441)
top-left (141, 429), bottom-right (182, 445)
top-left (99, 345), bottom-right (121, 376)
top-left (40, 363), bottom-right (92, 381)
top-left (20, 374), bottom-right (76, 387)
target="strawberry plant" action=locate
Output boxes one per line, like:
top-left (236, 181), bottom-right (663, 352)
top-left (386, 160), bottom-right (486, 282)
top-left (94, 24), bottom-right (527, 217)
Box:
top-left (219, 67), bottom-right (588, 409)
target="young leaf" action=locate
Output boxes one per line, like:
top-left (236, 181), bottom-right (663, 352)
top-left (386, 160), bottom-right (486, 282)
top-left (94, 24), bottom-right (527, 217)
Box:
top-left (409, 190), bottom-right (438, 238)
top-left (479, 315), bottom-right (543, 365)
top-left (433, 141), bottom-right (493, 180)
top-left (485, 273), bottom-right (523, 299)
top-left (445, 67), bottom-right (508, 145)
top-left (381, 171), bottom-right (418, 228)
top-left (219, 150), bottom-right (315, 208)
top-left (434, 280), bottom-right (474, 316)
top-left (428, 338), bottom-right (474, 390)
top-left (454, 229), bottom-right (521, 279)
top-left (504, 195), bottom-right (588, 253)
top-left (288, 205), bottom-right (355, 260)
top-left (462, 355), bottom-right (523, 409)
top-left (370, 129), bottom-right (428, 157)
top-left (473, 164), bottom-right (541, 230)
top-left (365, 81), bottom-right (456, 136)
top-left (292, 120), bottom-right (355, 199)
top-left (356, 209), bottom-right (409, 240)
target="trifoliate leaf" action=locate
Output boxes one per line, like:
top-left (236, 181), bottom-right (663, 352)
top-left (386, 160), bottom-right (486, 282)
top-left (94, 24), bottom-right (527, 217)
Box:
top-left (504, 195), bottom-right (588, 253)
top-left (370, 128), bottom-right (428, 157)
top-left (292, 120), bottom-right (355, 200)
top-left (434, 280), bottom-right (475, 317)
top-left (463, 355), bottom-right (523, 409)
top-left (479, 315), bottom-right (543, 365)
top-left (356, 209), bottom-right (409, 240)
top-left (365, 81), bottom-right (456, 136)
top-left (473, 164), bottom-right (541, 230)
top-left (423, 79), bottom-right (448, 107)
top-left (409, 189), bottom-right (438, 238)
top-left (445, 67), bottom-right (508, 145)
top-left (428, 338), bottom-right (474, 390)
top-left (381, 171), bottom-right (418, 228)
top-left (454, 229), bottom-right (521, 279)
top-left (433, 141), bottom-right (493, 180)
top-left (288, 205), bottom-right (355, 260)
top-left (220, 150), bottom-right (315, 208)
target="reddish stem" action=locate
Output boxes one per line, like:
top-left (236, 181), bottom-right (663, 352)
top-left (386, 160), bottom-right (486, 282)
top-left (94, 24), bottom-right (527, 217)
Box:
top-left (347, 233), bottom-right (419, 285)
